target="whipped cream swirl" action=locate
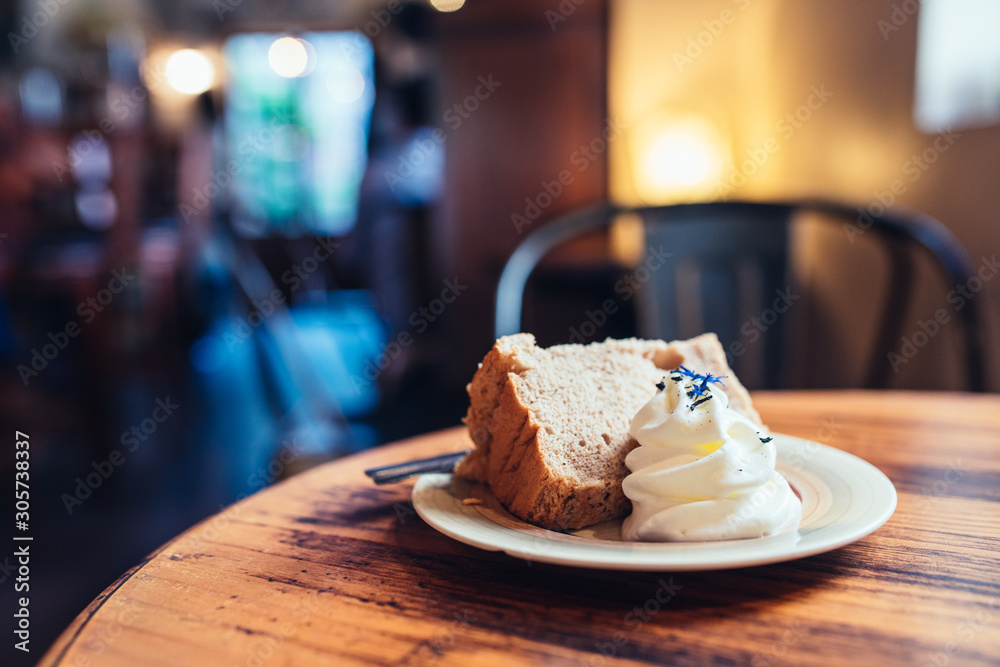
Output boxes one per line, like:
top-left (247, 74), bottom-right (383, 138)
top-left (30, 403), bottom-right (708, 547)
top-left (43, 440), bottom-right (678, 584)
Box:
top-left (621, 369), bottom-right (801, 542)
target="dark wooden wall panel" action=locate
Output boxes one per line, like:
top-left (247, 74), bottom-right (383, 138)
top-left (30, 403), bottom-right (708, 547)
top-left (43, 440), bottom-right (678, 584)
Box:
top-left (431, 0), bottom-right (609, 380)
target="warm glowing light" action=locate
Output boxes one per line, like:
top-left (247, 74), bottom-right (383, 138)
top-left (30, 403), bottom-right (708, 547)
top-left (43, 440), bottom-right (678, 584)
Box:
top-left (269, 37), bottom-right (312, 78)
top-left (634, 119), bottom-right (728, 202)
top-left (164, 49), bottom-right (215, 95)
top-left (643, 129), bottom-right (714, 187)
top-left (429, 0), bottom-right (465, 12)
top-left (609, 212), bottom-right (645, 266)
top-left (327, 65), bottom-right (366, 103)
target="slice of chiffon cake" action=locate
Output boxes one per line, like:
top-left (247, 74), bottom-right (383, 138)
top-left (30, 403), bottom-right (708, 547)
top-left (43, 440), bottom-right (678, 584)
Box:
top-left (455, 333), bottom-right (760, 530)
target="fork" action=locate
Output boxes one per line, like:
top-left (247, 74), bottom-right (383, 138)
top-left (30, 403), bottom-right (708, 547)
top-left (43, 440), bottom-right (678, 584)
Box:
top-left (364, 450), bottom-right (471, 484)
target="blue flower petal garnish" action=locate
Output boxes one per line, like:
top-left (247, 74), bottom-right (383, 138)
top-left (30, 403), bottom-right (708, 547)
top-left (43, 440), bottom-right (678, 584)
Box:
top-left (674, 365), bottom-right (728, 400)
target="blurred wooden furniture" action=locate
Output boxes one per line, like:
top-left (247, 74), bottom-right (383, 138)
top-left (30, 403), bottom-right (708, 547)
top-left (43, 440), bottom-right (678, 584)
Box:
top-left (495, 200), bottom-right (986, 391)
top-left (432, 0), bottom-right (610, 383)
top-left (41, 391), bottom-right (1000, 666)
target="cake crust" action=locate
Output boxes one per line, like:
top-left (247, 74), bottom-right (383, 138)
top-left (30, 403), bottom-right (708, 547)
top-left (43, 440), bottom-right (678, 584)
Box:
top-left (456, 333), bottom-right (760, 530)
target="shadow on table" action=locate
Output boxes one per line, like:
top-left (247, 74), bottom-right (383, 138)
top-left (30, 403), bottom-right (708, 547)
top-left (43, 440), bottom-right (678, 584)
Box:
top-left (386, 518), bottom-right (853, 653)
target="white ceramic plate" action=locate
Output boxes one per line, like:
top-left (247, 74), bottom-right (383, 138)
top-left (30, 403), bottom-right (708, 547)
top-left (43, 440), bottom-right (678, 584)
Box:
top-left (412, 433), bottom-right (897, 571)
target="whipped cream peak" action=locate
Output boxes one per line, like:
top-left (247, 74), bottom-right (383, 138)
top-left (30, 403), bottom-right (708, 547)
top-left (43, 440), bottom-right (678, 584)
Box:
top-left (621, 368), bottom-right (802, 542)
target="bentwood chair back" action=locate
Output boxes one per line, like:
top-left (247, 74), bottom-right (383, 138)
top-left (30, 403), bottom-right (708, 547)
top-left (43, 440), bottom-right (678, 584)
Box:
top-left (494, 200), bottom-right (985, 391)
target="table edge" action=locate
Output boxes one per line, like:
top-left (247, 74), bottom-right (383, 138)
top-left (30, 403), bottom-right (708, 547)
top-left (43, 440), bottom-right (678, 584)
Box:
top-left (36, 389), bottom-right (996, 663)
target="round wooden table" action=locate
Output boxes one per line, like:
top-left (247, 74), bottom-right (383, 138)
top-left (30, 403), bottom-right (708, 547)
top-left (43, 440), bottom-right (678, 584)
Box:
top-left (42, 391), bottom-right (1000, 666)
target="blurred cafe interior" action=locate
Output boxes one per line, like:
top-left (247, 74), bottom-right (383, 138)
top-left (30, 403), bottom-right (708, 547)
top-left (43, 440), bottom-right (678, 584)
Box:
top-left (1, 0), bottom-right (998, 655)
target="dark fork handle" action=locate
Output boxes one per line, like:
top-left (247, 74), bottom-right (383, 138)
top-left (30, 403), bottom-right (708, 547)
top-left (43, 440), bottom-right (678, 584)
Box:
top-left (364, 450), bottom-right (471, 484)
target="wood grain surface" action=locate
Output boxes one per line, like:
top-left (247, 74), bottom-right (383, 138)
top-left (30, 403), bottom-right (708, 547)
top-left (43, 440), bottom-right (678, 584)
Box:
top-left (40, 391), bottom-right (1000, 666)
